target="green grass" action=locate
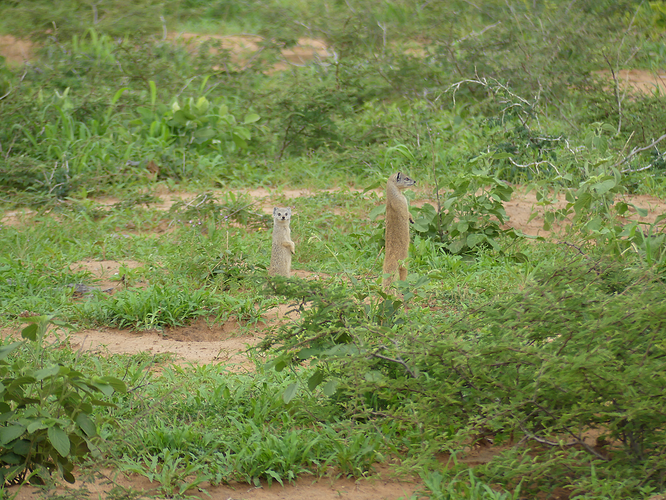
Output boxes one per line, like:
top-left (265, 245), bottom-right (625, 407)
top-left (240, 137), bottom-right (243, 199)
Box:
top-left (1, 0), bottom-right (666, 497)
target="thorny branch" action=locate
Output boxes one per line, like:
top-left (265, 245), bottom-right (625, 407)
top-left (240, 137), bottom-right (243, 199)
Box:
top-left (614, 133), bottom-right (666, 173)
top-left (447, 74), bottom-right (541, 129)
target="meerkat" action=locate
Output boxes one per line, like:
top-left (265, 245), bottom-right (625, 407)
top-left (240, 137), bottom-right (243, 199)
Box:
top-left (383, 172), bottom-right (416, 290)
top-left (268, 207), bottom-right (295, 277)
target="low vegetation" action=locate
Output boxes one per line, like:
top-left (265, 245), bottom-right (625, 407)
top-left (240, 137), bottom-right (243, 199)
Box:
top-left (1, 0), bottom-right (666, 499)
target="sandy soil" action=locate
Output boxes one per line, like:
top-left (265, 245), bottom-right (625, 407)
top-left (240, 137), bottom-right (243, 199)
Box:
top-left (9, 468), bottom-right (420, 500)
top-left (594, 68), bottom-right (666, 95)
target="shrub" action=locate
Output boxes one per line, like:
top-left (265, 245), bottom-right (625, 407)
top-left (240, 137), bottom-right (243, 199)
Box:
top-left (0, 316), bottom-right (126, 485)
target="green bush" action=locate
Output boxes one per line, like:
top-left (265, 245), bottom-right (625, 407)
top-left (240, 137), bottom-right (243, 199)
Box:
top-left (0, 316), bottom-right (126, 485)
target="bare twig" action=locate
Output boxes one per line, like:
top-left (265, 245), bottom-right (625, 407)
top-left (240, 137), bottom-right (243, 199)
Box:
top-left (614, 132), bottom-right (666, 172)
top-left (603, 53), bottom-right (624, 136)
top-left (371, 348), bottom-right (418, 378)
top-left (456, 21), bottom-right (501, 44)
top-left (519, 425), bottom-right (609, 461)
top-left (509, 158), bottom-right (564, 177)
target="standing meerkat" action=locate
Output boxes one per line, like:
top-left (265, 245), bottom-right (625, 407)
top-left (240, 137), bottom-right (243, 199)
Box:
top-left (383, 172), bottom-right (416, 290)
top-left (268, 207), bottom-right (295, 277)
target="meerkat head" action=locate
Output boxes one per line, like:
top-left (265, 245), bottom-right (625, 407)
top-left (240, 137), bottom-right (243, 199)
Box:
top-left (273, 207), bottom-right (292, 221)
top-left (393, 172), bottom-right (416, 189)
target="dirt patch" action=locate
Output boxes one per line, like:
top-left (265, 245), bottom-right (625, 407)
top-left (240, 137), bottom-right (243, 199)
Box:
top-left (7, 467), bottom-right (419, 500)
top-left (0, 35), bottom-right (34, 65)
top-left (503, 188), bottom-right (666, 237)
top-left (169, 32), bottom-right (333, 72)
top-left (69, 259), bottom-right (146, 293)
top-left (69, 324), bottom-right (261, 369)
top-left (594, 69), bottom-right (666, 95)
top-left (0, 208), bottom-right (36, 228)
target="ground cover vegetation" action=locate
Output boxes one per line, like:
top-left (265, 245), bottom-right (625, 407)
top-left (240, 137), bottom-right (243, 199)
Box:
top-left (1, 0), bottom-right (666, 498)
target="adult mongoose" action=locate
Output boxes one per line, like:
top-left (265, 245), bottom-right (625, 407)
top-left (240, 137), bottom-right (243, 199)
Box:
top-left (268, 207), bottom-right (295, 277)
top-left (383, 172), bottom-right (416, 289)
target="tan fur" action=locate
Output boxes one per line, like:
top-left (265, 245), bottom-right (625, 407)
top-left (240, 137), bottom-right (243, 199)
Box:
top-left (383, 172), bottom-right (416, 290)
top-left (268, 207), bottom-right (295, 277)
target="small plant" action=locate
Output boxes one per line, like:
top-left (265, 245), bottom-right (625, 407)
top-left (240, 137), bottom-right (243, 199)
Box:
top-left (0, 316), bottom-right (126, 485)
top-left (130, 80), bottom-right (260, 154)
top-left (411, 170), bottom-right (523, 255)
top-left (119, 449), bottom-right (209, 498)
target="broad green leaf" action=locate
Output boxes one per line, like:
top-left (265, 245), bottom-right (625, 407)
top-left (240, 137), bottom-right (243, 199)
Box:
top-left (448, 239), bottom-right (466, 254)
top-left (232, 134), bottom-right (248, 150)
top-left (75, 413), bottom-right (97, 438)
top-left (615, 202), bottom-right (629, 215)
top-left (136, 106), bottom-right (154, 120)
top-left (233, 126), bottom-right (251, 140)
top-left (9, 375), bottom-right (37, 389)
top-left (0, 425), bottom-right (25, 445)
top-left (34, 366), bottom-right (60, 381)
top-left (443, 197), bottom-right (458, 210)
top-left (573, 192), bottom-right (592, 213)
top-left (307, 370), bottom-right (324, 391)
top-left (322, 380), bottom-right (338, 396)
top-left (89, 398), bottom-right (116, 407)
top-left (12, 439), bottom-right (31, 456)
top-left (467, 233), bottom-right (487, 248)
top-left (0, 452), bottom-right (22, 465)
top-left (171, 109), bottom-right (188, 126)
top-left (27, 420), bottom-right (48, 434)
top-left (456, 221), bottom-right (469, 232)
top-left (96, 376), bottom-right (127, 393)
top-left (591, 178), bottom-right (616, 194)
top-left (297, 348), bottom-right (321, 360)
top-left (630, 204), bottom-right (648, 217)
top-left (511, 252), bottom-right (529, 263)
top-left (92, 383), bottom-right (114, 396)
top-left (364, 370), bottom-right (383, 382)
top-left (21, 324), bottom-right (38, 341)
top-left (243, 113), bottom-right (260, 124)
top-left (193, 128), bottom-right (216, 143)
top-left (586, 216), bottom-right (603, 232)
top-left (282, 383), bottom-right (298, 404)
top-left (48, 426), bottom-right (70, 457)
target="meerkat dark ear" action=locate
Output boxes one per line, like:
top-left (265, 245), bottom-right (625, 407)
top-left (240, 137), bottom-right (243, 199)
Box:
top-left (396, 172), bottom-right (402, 180)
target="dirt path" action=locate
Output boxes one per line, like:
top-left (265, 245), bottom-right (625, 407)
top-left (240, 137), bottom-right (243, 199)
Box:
top-left (9, 470), bottom-right (420, 500)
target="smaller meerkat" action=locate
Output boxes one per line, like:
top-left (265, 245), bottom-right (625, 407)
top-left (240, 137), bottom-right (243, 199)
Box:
top-left (268, 207), bottom-right (295, 277)
top-left (383, 172), bottom-right (416, 290)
